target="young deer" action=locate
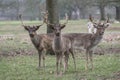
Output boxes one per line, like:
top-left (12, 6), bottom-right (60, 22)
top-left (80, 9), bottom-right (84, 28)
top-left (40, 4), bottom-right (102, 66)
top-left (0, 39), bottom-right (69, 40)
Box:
top-left (19, 15), bottom-right (54, 70)
top-left (66, 17), bottom-right (110, 70)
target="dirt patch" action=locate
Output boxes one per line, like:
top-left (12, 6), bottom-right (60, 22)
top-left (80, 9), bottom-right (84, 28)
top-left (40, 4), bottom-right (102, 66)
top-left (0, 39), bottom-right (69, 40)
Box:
top-left (106, 71), bottom-right (120, 80)
top-left (0, 33), bottom-right (120, 57)
top-left (112, 71), bottom-right (120, 80)
top-left (103, 33), bottom-right (120, 42)
top-left (108, 27), bottom-right (120, 31)
top-left (94, 47), bottom-right (120, 55)
top-left (0, 45), bottom-right (120, 57)
top-left (0, 48), bottom-right (37, 57)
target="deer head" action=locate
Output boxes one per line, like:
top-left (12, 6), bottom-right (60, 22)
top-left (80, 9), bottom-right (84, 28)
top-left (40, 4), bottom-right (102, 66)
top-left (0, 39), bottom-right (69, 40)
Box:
top-left (45, 13), bottom-right (68, 36)
top-left (50, 24), bottom-right (66, 36)
top-left (22, 25), bottom-right (42, 37)
top-left (89, 15), bottom-right (110, 35)
top-left (19, 14), bottom-right (44, 37)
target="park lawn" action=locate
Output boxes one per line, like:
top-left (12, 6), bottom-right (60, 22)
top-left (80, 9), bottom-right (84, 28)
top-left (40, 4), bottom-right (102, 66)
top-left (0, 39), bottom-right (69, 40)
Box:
top-left (0, 53), bottom-right (120, 80)
top-left (0, 20), bottom-right (120, 80)
top-left (0, 20), bottom-right (120, 35)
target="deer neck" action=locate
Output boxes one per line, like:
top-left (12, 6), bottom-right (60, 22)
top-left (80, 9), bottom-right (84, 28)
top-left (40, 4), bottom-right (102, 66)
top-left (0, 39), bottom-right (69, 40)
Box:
top-left (94, 32), bottom-right (103, 39)
top-left (91, 32), bottom-right (103, 46)
top-left (30, 33), bottom-right (40, 48)
top-left (53, 35), bottom-right (63, 51)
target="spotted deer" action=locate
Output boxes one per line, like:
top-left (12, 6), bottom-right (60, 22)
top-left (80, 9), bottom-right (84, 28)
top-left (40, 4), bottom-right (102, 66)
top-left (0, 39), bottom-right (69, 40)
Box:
top-left (65, 16), bottom-right (110, 70)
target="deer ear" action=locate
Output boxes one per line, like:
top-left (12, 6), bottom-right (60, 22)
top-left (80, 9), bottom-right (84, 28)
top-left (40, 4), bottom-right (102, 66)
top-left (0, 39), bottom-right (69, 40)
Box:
top-left (34, 25), bottom-right (41, 30)
top-left (93, 24), bottom-right (98, 28)
top-left (49, 25), bottom-right (55, 30)
top-left (60, 25), bottom-right (66, 29)
top-left (23, 25), bottom-right (29, 30)
top-left (104, 23), bottom-right (110, 28)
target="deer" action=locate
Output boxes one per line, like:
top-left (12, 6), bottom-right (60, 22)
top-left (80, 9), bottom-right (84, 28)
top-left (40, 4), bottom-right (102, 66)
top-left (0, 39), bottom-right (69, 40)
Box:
top-left (19, 15), bottom-right (54, 70)
top-left (45, 13), bottom-right (76, 75)
top-left (87, 14), bottom-right (97, 34)
top-left (19, 14), bottom-right (76, 73)
top-left (65, 16), bottom-right (110, 70)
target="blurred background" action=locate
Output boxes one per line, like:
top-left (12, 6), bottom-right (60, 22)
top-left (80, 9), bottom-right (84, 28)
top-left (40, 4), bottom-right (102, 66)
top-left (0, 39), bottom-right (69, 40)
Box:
top-left (0, 0), bottom-right (119, 21)
top-left (0, 0), bottom-right (120, 80)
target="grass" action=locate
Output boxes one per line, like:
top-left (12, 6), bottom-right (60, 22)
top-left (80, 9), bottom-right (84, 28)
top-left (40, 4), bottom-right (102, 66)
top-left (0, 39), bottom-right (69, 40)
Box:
top-left (0, 54), bottom-right (120, 80)
top-left (0, 20), bottom-right (120, 80)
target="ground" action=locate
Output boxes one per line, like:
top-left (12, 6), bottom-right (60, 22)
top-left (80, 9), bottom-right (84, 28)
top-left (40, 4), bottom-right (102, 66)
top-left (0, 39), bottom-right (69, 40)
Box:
top-left (0, 20), bottom-right (120, 80)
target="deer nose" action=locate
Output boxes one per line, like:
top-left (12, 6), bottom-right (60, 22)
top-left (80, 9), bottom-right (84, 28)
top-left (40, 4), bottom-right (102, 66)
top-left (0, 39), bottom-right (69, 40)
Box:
top-left (100, 32), bottom-right (104, 35)
top-left (56, 33), bottom-right (60, 36)
top-left (29, 32), bottom-right (34, 37)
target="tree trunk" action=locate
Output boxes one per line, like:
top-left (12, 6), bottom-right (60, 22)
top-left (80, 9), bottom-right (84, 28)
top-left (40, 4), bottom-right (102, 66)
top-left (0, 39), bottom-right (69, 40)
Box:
top-left (46, 0), bottom-right (59, 33)
top-left (116, 6), bottom-right (120, 21)
top-left (99, 5), bottom-right (105, 20)
top-left (46, 0), bottom-right (59, 55)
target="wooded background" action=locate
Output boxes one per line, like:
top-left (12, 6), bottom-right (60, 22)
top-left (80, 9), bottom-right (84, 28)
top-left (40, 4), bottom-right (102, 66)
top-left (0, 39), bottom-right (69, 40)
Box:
top-left (0, 0), bottom-right (120, 21)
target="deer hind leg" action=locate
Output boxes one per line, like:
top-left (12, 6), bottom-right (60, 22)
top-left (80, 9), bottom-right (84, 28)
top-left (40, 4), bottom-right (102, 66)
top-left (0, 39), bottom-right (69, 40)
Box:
top-left (42, 49), bottom-right (46, 71)
top-left (85, 50), bottom-right (89, 71)
top-left (89, 50), bottom-right (93, 70)
top-left (70, 49), bottom-right (76, 72)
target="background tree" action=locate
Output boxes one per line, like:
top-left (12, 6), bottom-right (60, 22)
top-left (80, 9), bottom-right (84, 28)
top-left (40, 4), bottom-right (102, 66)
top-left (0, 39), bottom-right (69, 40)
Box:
top-left (46, 0), bottom-right (59, 33)
top-left (46, 0), bottom-right (59, 55)
top-left (0, 0), bottom-right (119, 21)
top-left (115, 0), bottom-right (120, 21)
top-left (89, 0), bottom-right (113, 20)
top-left (105, 0), bottom-right (120, 21)
top-left (24, 0), bottom-right (41, 20)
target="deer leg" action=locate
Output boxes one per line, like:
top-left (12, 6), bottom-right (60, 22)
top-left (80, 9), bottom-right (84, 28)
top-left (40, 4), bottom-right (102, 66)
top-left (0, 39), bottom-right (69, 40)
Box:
top-left (59, 53), bottom-right (63, 75)
top-left (70, 49), bottom-right (76, 72)
top-left (85, 50), bottom-right (89, 71)
top-left (42, 49), bottom-right (46, 71)
top-left (38, 51), bottom-right (42, 69)
top-left (89, 50), bottom-right (93, 70)
top-left (56, 53), bottom-right (60, 75)
top-left (64, 51), bottom-right (69, 72)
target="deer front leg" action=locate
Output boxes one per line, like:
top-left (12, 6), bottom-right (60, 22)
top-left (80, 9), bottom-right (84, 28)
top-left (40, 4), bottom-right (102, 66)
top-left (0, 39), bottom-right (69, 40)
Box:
top-left (70, 49), bottom-right (76, 72)
top-left (64, 51), bottom-right (69, 72)
top-left (59, 53), bottom-right (63, 75)
top-left (38, 51), bottom-right (42, 70)
top-left (56, 53), bottom-right (60, 75)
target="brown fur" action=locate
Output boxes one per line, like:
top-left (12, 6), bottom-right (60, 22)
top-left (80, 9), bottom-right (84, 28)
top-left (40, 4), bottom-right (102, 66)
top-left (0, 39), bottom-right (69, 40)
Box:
top-left (49, 24), bottom-right (76, 75)
top-left (64, 23), bottom-right (109, 70)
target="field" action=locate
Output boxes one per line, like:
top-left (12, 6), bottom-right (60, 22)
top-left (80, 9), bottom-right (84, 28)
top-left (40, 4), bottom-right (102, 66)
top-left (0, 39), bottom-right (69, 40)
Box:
top-left (0, 20), bottom-right (120, 80)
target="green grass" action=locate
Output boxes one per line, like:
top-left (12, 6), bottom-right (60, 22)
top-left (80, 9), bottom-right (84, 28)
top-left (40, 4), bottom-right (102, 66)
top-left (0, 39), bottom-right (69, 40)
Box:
top-left (0, 54), bottom-right (120, 80)
top-left (0, 20), bottom-right (120, 34)
top-left (0, 20), bottom-right (120, 80)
